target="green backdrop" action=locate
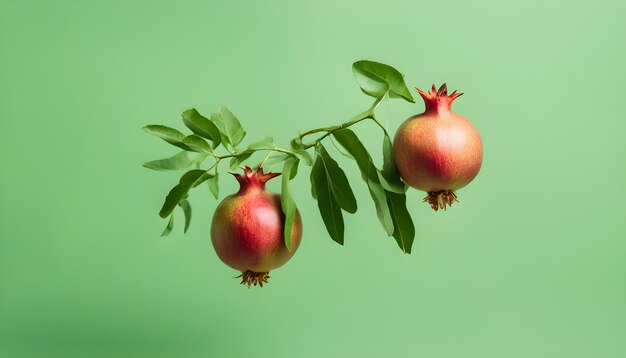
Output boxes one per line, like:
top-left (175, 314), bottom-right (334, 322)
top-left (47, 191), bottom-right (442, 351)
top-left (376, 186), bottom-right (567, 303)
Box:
top-left (1, 1), bottom-right (625, 357)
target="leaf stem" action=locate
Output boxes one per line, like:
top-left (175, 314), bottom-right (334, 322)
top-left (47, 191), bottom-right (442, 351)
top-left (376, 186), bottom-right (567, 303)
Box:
top-left (205, 160), bottom-right (219, 172)
top-left (298, 94), bottom-right (388, 150)
top-left (258, 151), bottom-right (273, 168)
top-left (215, 153), bottom-right (237, 160)
top-left (271, 147), bottom-right (299, 156)
top-left (371, 115), bottom-right (389, 137)
top-left (301, 116), bottom-right (371, 149)
top-left (195, 93), bottom-right (389, 170)
top-left (299, 125), bottom-right (339, 138)
top-left (213, 147), bottom-right (297, 164)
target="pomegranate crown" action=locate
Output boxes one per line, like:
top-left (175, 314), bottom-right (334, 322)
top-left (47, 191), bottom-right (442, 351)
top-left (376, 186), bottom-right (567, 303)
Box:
top-left (231, 166), bottom-right (280, 190)
top-left (415, 83), bottom-right (462, 112)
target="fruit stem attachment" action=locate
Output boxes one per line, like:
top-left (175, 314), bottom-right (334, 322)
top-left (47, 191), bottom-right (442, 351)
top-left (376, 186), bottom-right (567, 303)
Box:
top-left (416, 84), bottom-right (463, 114)
top-left (423, 190), bottom-right (459, 211)
top-left (231, 166), bottom-right (281, 193)
top-left (236, 270), bottom-right (270, 288)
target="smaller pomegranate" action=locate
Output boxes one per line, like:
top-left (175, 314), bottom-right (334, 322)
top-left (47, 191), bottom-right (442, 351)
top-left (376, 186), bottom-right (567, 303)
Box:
top-left (393, 84), bottom-right (483, 211)
top-left (211, 166), bottom-right (302, 287)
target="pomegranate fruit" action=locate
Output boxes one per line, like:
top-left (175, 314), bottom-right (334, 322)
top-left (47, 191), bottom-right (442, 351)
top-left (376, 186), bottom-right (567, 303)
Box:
top-left (393, 84), bottom-right (482, 211)
top-left (211, 166), bottom-right (302, 287)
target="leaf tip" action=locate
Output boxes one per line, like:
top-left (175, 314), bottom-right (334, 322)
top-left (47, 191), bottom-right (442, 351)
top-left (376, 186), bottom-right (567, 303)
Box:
top-left (182, 108), bottom-right (196, 116)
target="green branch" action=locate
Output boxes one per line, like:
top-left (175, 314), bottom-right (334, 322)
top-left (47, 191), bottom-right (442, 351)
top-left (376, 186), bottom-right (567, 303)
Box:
top-left (143, 60), bottom-right (417, 253)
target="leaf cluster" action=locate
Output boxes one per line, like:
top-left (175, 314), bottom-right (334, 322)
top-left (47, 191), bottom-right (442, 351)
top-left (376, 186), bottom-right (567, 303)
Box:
top-left (143, 60), bottom-right (417, 253)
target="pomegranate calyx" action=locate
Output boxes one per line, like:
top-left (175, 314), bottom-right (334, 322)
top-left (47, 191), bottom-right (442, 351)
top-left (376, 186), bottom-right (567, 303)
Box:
top-left (423, 190), bottom-right (459, 211)
top-left (415, 83), bottom-right (463, 113)
top-left (236, 270), bottom-right (270, 288)
top-left (231, 166), bottom-right (280, 192)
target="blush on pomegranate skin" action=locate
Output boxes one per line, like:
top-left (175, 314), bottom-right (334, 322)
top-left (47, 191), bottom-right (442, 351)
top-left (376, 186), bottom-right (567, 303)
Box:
top-left (393, 84), bottom-right (483, 211)
top-left (211, 166), bottom-right (302, 287)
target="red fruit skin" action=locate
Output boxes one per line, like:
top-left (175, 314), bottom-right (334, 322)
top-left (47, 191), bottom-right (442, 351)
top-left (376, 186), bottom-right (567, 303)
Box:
top-left (393, 85), bottom-right (482, 192)
top-left (211, 177), bottom-right (302, 273)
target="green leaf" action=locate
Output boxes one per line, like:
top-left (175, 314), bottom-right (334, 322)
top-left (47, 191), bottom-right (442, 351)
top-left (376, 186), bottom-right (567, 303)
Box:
top-left (208, 172), bottom-right (219, 199)
top-left (332, 128), bottom-right (372, 176)
top-left (159, 169), bottom-right (206, 218)
top-left (377, 135), bottom-right (407, 193)
top-left (161, 215), bottom-right (174, 237)
top-left (262, 153), bottom-right (289, 167)
top-left (386, 191), bottom-right (415, 253)
top-left (292, 148), bottom-right (312, 165)
top-left (352, 60), bottom-right (415, 103)
top-left (330, 136), bottom-right (355, 160)
top-left (332, 129), bottom-right (393, 235)
top-left (191, 152), bottom-right (210, 166)
top-left (181, 109), bottom-right (222, 148)
top-left (281, 157), bottom-right (298, 250)
top-left (192, 171), bottom-right (214, 188)
top-left (291, 138), bottom-right (304, 149)
top-left (215, 107), bottom-right (246, 147)
top-left (178, 199), bottom-right (192, 233)
top-left (317, 144), bottom-right (357, 214)
top-left (309, 160), bottom-right (318, 200)
top-left (182, 135), bottom-right (213, 154)
top-left (210, 112), bottom-right (231, 148)
top-left (143, 151), bottom-right (192, 171)
top-left (290, 139), bottom-right (313, 165)
top-left (311, 152), bottom-right (344, 245)
top-left (247, 137), bottom-right (275, 150)
top-left (142, 125), bottom-right (193, 151)
top-left (229, 150), bottom-right (254, 170)
top-left (366, 175), bottom-right (395, 236)
top-left (289, 157), bottom-right (300, 179)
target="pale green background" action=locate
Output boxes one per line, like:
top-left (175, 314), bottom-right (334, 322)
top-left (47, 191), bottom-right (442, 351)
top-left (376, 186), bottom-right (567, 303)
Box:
top-left (1, 1), bottom-right (625, 357)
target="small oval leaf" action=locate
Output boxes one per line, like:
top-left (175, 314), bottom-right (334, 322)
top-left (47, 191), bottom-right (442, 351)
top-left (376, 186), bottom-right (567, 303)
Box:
top-left (229, 150), bottom-right (254, 170)
top-left (182, 135), bottom-right (213, 154)
top-left (309, 160), bottom-right (318, 200)
top-left (181, 109), bottom-right (222, 148)
top-left (178, 200), bottom-right (192, 233)
top-left (291, 139), bottom-right (313, 166)
top-left (367, 176), bottom-right (395, 236)
top-left (311, 152), bottom-right (344, 245)
top-left (208, 172), bottom-right (219, 199)
top-left (219, 107), bottom-right (246, 147)
top-left (192, 172), bottom-right (214, 188)
top-left (143, 151), bottom-right (192, 171)
top-left (281, 157), bottom-right (298, 250)
top-left (247, 137), bottom-right (275, 150)
top-left (142, 125), bottom-right (193, 151)
top-left (210, 111), bottom-right (231, 148)
top-left (159, 169), bottom-right (206, 218)
top-left (289, 157), bottom-right (300, 179)
top-left (317, 145), bottom-right (357, 214)
top-left (386, 191), bottom-right (415, 253)
top-left (378, 135), bottom-right (407, 193)
top-left (352, 60), bottom-right (415, 103)
top-left (161, 215), bottom-right (174, 237)
top-left (332, 129), bottom-right (394, 235)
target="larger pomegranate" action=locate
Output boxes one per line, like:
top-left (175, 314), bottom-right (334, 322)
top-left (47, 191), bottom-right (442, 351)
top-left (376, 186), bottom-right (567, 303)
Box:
top-left (393, 84), bottom-right (482, 211)
top-left (211, 166), bottom-right (302, 287)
